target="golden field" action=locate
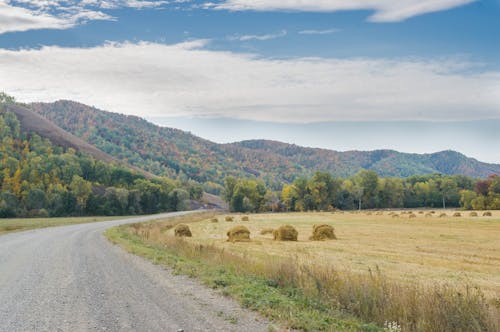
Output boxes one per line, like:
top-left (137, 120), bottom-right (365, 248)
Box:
top-left (175, 210), bottom-right (500, 299)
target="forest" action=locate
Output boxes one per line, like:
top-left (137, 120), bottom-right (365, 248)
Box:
top-left (223, 171), bottom-right (500, 213)
top-left (0, 107), bottom-right (201, 218)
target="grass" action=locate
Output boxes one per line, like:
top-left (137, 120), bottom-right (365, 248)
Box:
top-left (105, 210), bottom-right (500, 331)
top-left (0, 215), bottom-right (125, 235)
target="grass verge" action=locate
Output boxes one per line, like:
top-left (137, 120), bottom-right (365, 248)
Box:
top-left (0, 216), bottom-right (125, 235)
top-left (105, 213), bottom-right (499, 332)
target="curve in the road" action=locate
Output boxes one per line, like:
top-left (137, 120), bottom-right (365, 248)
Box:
top-left (0, 212), bottom-right (270, 332)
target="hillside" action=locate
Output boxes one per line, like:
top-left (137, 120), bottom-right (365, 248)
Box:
top-left (30, 100), bottom-right (500, 190)
top-left (0, 99), bottom-right (199, 217)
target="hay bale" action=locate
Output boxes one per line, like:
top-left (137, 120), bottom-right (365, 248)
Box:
top-left (210, 218), bottom-right (219, 223)
top-left (469, 212), bottom-right (478, 217)
top-left (452, 212), bottom-right (461, 217)
top-left (260, 228), bottom-right (274, 235)
top-left (375, 211), bottom-right (383, 215)
top-left (241, 215), bottom-right (250, 221)
top-left (174, 224), bottom-right (192, 237)
top-left (273, 225), bottom-right (298, 241)
top-left (483, 211), bottom-right (492, 217)
top-left (418, 211), bottom-right (424, 214)
top-left (366, 212), bottom-right (372, 216)
top-left (409, 213), bottom-right (417, 219)
top-left (430, 211), bottom-right (436, 214)
top-left (392, 214), bottom-right (399, 218)
top-left (310, 224), bottom-right (336, 241)
top-left (439, 213), bottom-right (447, 218)
top-left (225, 216), bottom-right (234, 222)
top-left (227, 225), bottom-right (250, 242)
top-left (425, 213), bottom-right (433, 218)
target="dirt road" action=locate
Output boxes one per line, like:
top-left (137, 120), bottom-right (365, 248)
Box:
top-left (0, 212), bottom-right (270, 331)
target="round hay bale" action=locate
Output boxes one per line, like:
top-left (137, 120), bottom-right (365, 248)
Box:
top-left (366, 212), bottom-right (372, 216)
top-left (241, 216), bottom-right (250, 221)
top-left (409, 213), bottom-right (417, 219)
top-left (430, 211), bottom-right (436, 214)
top-left (439, 213), bottom-right (447, 218)
top-left (273, 225), bottom-right (298, 241)
top-left (425, 213), bottom-right (432, 218)
top-left (392, 214), bottom-right (399, 218)
top-left (210, 218), bottom-right (219, 223)
top-left (310, 224), bottom-right (336, 241)
top-left (225, 216), bottom-right (234, 222)
top-left (469, 212), bottom-right (478, 217)
top-left (452, 212), bottom-right (461, 217)
top-left (227, 225), bottom-right (250, 242)
top-left (418, 211), bottom-right (424, 214)
top-left (260, 228), bottom-right (274, 235)
top-left (174, 224), bottom-right (192, 237)
top-left (483, 211), bottom-right (492, 217)
top-left (375, 211), bottom-right (383, 215)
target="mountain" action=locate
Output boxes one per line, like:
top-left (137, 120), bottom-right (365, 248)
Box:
top-left (0, 101), bottom-right (194, 218)
top-left (30, 100), bottom-right (500, 190)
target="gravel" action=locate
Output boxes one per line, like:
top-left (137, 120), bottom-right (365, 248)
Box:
top-left (0, 212), bottom-right (271, 332)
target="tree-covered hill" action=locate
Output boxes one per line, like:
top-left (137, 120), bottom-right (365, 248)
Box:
top-left (30, 100), bottom-right (500, 191)
top-left (0, 96), bottom-right (200, 217)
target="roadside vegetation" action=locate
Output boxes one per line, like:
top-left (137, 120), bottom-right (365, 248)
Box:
top-left (0, 215), bottom-right (123, 235)
top-left (106, 211), bottom-right (500, 331)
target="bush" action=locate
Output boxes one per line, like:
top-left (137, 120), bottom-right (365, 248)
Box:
top-left (225, 216), bottom-right (234, 222)
top-left (174, 224), bottom-right (192, 237)
top-left (310, 224), bottom-right (336, 241)
top-left (227, 225), bottom-right (250, 242)
top-left (241, 215), bottom-right (250, 221)
top-left (273, 225), bottom-right (298, 241)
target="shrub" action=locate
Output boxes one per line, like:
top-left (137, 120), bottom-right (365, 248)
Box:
top-left (310, 224), bottom-right (336, 241)
top-left (241, 215), bottom-right (250, 221)
top-left (453, 212), bottom-right (461, 217)
top-left (225, 216), bottom-right (234, 222)
top-left (273, 225), bottom-right (298, 241)
top-left (260, 228), bottom-right (274, 235)
top-left (227, 225), bottom-right (250, 242)
top-left (469, 212), bottom-right (478, 217)
top-left (174, 224), bottom-right (192, 237)
top-left (483, 211), bottom-right (492, 217)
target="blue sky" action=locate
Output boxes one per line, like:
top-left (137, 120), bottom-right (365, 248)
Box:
top-left (0, 0), bottom-right (499, 162)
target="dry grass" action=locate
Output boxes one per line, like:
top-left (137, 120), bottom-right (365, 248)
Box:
top-left (185, 211), bottom-right (500, 300)
top-left (120, 209), bottom-right (500, 331)
top-left (0, 216), bottom-right (123, 235)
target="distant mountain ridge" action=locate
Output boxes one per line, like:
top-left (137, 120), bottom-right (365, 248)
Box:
top-left (29, 100), bottom-right (500, 187)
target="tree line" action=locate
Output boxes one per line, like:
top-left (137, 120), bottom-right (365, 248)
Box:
top-left (0, 108), bottom-right (201, 218)
top-left (223, 171), bottom-right (500, 212)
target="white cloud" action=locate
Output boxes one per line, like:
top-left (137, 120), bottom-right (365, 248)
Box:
top-left (298, 28), bottom-right (340, 35)
top-left (0, 41), bottom-right (499, 123)
top-left (205, 0), bottom-right (476, 22)
top-left (0, 0), bottom-right (166, 34)
top-left (229, 30), bottom-right (287, 41)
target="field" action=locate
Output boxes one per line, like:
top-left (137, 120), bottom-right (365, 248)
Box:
top-left (109, 210), bottom-right (500, 331)
top-left (183, 210), bottom-right (500, 298)
top-left (0, 216), bottom-right (125, 235)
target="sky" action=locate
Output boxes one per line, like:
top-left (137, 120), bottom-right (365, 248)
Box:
top-left (0, 0), bottom-right (499, 162)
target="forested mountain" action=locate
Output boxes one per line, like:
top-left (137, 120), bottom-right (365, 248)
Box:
top-left (0, 96), bottom-right (200, 217)
top-left (30, 100), bottom-right (500, 192)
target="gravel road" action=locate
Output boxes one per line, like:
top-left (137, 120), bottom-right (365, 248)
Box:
top-left (0, 212), bottom-right (271, 332)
